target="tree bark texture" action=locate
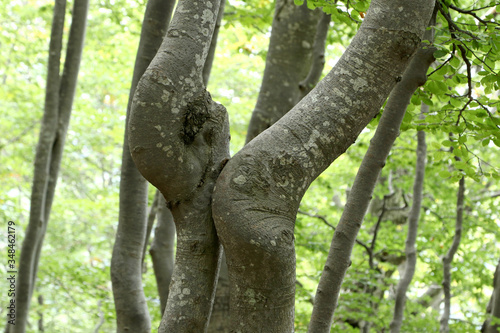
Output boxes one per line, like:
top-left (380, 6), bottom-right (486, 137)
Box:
top-left (128, 0), bottom-right (230, 331)
top-left (13, 0), bottom-right (88, 331)
top-left (213, 1), bottom-right (435, 331)
top-left (245, 0), bottom-right (322, 143)
top-left (389, 103), bottom-right (428, 333)
top-left (308, 22), bottom-right (435, 333)
top-left (150, 197), bottom-right (176, 315)
top-left (482, 258), bottom-right (500, 333)
top-left (299, 12), bottom-right (331, 99)
top-left (111, 0), bottom-right (174, 331)
top-left (440, 176), bottom-right (465, 333)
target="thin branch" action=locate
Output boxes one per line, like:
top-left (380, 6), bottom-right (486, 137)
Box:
top-left (297, 210), bottom-right (371, 254)
top-left (448, 4), bottom-right (497, 26)
top-left (438, 1), bottom-right (479, 40)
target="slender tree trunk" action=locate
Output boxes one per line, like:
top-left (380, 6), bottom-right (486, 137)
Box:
top-left (213, 1), bottom-right (434, 331)
top-left (13, 0), bottom-right (88, 331)
top-left (203, 0), bottom-right (225, 86)
top-left (110, 0), bottom-right (174, 330)
top-left (389, 103), bottom-right (427, 332)
top-left (142, 190), bottom-right (160, 273)
top-left (482, 258), bottom-right (500, 333)
top-left (128, 0), bottom-right (230, 331)
top-left (149, 197), bottom-right (176, 315)
top-left (308, 20), bottom-right (435, 332)
top-left (440, 176), bottom-right (465, 332)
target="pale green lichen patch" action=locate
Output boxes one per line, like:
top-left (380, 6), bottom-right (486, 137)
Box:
top-left (233, 175), bottom-right (247, 185)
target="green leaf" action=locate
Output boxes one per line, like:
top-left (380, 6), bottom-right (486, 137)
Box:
top-left (434, 49), bottom-right (449, 59)
top-left (442, 140), bottom-right (453, 147)
top-left (439, 170), bottom-right (451, 178)
top-left (450, 56), bottom-right (461, 69)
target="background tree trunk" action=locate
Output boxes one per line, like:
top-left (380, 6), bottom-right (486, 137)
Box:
top-left (110, 0), bottom-right (174, 331)
top-left (150, 197), bottom-right (176, 315)
top-left (389, 102), bottom-right (427, 332)
top-left (482, 258), bottom-right (500, 333)
top-left (245, 0), bottom-right (322, 143)
top-left (213, 1), bottom-right (434, 331)
top-left (440, 176), bottom-right (465, 332)
top-left (12, 0), bottom-right (88, 331)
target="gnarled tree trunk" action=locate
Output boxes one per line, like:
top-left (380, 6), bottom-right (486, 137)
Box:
top-left (128, 0), bottom-right (230, 331)
top-left (212, 1), bottom-right (435, 331)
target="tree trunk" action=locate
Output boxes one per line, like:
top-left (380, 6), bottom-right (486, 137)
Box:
top-left (245, 0), bottom-right (322, 143)
top-left (208, 3), bottom-right (327, 330)
top-left (299, 12), bottom-right (331, 99)
top-left (150, 196), bottom-right (176, 315)
top-left (142, 190), bottom-right (160, 273)
top-left (212, 1), bottom-right (435, 331)
top-left (128, 0), bottom-right (230, 331)
top-left (440, 176), bottom-right (465, 332)
top-left (203, 0), bottom-right (225, 86)
top-left (389, 103), bottom-right (427, 333)
top-left (111, 0), bottom-right (174, 330)
top-left (13, 0), bottom-right (88, 331)
top-left (482, 258), bottom-right (500, 333)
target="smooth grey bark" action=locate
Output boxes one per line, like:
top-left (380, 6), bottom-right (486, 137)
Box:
top-left (111, 0), bottom-right (174, 331)
top-left (212, 0), bottom-right (435, 331)
top-left (245, 0), bottom-right (322, 143)
top-left (149, 197), bottom-right (176, 315)
top-left (12, 0), bottom-right (88, 331)
top-left (308, 27), bottom-right (435, 331)
top-left (389, 103), bottom-right (428, 333)
top-left (440, 176), bottom-right (465, 333)
top-left (482, 258), bottom-right (500, 333)
top-left (299, 12), bottom-right (331, 99)
top-left (128, 0), bottom-right (230, 331)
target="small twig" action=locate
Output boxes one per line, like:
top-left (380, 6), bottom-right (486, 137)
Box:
top-left (457, 45), bottom-right (473, 99)
top-left (427, 52), bottom-right (454, 78)
top-left (297, 210), bottom-right (372, 255)
top-left (438, 1), bottom-right (479, 40)
top-left (448, 4), bottom-right (496, 26)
